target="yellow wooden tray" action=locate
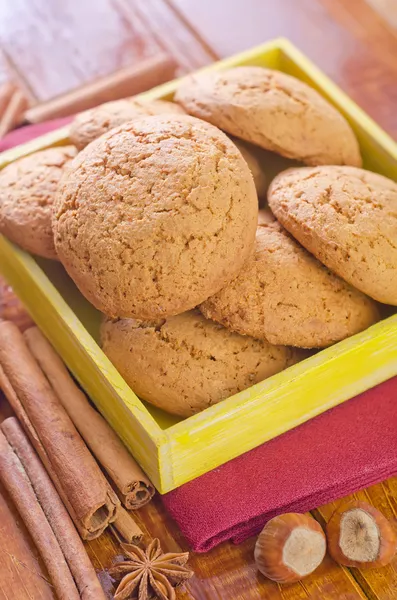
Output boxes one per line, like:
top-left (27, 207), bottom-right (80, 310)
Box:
top-left (1, 38), bottom-right (397, 494)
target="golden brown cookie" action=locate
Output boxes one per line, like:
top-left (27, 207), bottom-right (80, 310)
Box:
top-left (175, 67), bottom-right (361, 167)
top-left (69, 98), bottom-right (185, 149)
top-left (231, 138), bottom-right (267, 198)
top-left (200, 210), bottom-right (379, 348)
top-left (54, 114), bottom-right (258, 319)
top-left (100, 309), bottom-right (304, 417)
top-left (268, 166), bottom-right (397, 305)
top-left (0, 146), bottom-right (77, 259)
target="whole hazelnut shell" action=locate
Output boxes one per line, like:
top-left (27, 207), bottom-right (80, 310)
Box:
top-left (254, 513), bottom-right (326, 583)
top-left (326, 500), bottom-right (397, 569)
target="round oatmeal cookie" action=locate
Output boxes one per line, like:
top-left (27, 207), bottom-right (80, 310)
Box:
top-left (54, 114), bottom-right (258, 319)
top-left (100, 309), bottom-right (304, 417)
top-left (175, 67), bottom-right (361, 167)
top-left (200, 210), bottom-right (379, 348)
top-left (231, 138), bottom-right (267, 198)
top-left (268, 166), bottom-right (397, 305)
top-left (69, 98), bottom-right (185, 149)
top-left (0, 145), bottom-right (77, 259)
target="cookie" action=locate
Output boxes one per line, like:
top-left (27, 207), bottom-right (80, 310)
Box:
top-left (200, 210), bottom-right (379, 348)
top-left (54, 114), bottom-right (258, 319)
top-left (100, 310), bottom-right (304, 417)
top-left (69, 98), bottom-right (185, 149)
top-left (268, 166), bottom-right (397, 305)
top-left (231, 138), bottom-right (267, 198)
top-left (0, 146), bottom-right (77, 259)
top-left (175, 67), bottom-right (361, 167)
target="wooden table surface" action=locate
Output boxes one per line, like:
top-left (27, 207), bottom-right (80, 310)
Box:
top-left (0, 1), bottom-right (397, 598)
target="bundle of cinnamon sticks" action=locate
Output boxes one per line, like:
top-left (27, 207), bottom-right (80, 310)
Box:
top-left (0, 418), bottom-right (102, 600)
top-left (0, 319), bottom-right (155, 598)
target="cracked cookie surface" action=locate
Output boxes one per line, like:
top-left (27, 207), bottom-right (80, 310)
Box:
top-left (0, 145), bottom-right (77, 259)
top-left (69, 98), bottom-right (185, 149)
top-left (200, 210), bottom-right (379, 348)
top-left (54, 114), bottom-right (258, 318)
top-left (268, 166), bottom-right (397, 305)
top-left (175, 67), bottom-right (361, 167)
top-left (100, 309), bottom-right (304, 416)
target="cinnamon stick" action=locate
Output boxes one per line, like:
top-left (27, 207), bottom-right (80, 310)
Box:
top-left (1, 417), bottom-right (106, 600)
top-left (0, 429), bottom-right (80, 600)
top-left (0, 484), bottom-right (54, 599)
top-left (0, 363), bottom-right (97, 539)
top-left (112, 506), bottom-right (143, 544)
top-left (24, 326), bottom-right (155, 509)
top-left (0, 320), bottom-right (119, 539)
top-left (0, 364), bottom-right (120, 542)
top-left (0, 90), bottom-right (28, 138)
top-left (24, 53), bottom-right (176, 123)
top-left (0, 364), bottom-right (43, 451)
top-left (0, 81), bottom-right (17, 116)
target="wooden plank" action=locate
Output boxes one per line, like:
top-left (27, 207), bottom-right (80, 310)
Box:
top-left (167, 0), bottom-right (397, 137)
top-left (0, 0), bottom-right (214, 104)
top-left (115, 0), bottom-right (216, 73)
top-left (366, 0), bottom-right (397, 30)
top-left (0, 0), bottom-right (162, 102)
top-left (314, 479), bottom-right (397, 600)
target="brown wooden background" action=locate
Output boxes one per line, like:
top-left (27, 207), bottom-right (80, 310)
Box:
top-left (0, 1), bottom-right (396, 598)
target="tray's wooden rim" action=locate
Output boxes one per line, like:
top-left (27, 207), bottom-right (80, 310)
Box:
top-left (2, 38), bottom-right (397, 493)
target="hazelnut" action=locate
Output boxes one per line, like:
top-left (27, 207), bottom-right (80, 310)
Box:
top-left (254, 513), bottom-right (326, 583)
top-left (326, 500), bottom-right (397, 569)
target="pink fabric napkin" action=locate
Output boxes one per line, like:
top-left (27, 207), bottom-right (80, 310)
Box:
top-left (0, 117), bottom-right (72, 152)
top-left (162, 377), bottom-right (397, 552)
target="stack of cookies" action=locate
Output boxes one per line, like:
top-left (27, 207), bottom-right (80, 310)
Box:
top-left (1, 66), bottom-right (396, 418)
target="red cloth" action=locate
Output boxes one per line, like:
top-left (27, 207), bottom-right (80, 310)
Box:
top-left (3, 121), bottom-right (397, 554)
top-left (163, 377), bottom-right (397, 552)
top-left (0, 117), bottom-right (72, 152)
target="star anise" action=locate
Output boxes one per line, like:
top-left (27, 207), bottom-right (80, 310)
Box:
top-left (109, 539), bottom-right (194, 600)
